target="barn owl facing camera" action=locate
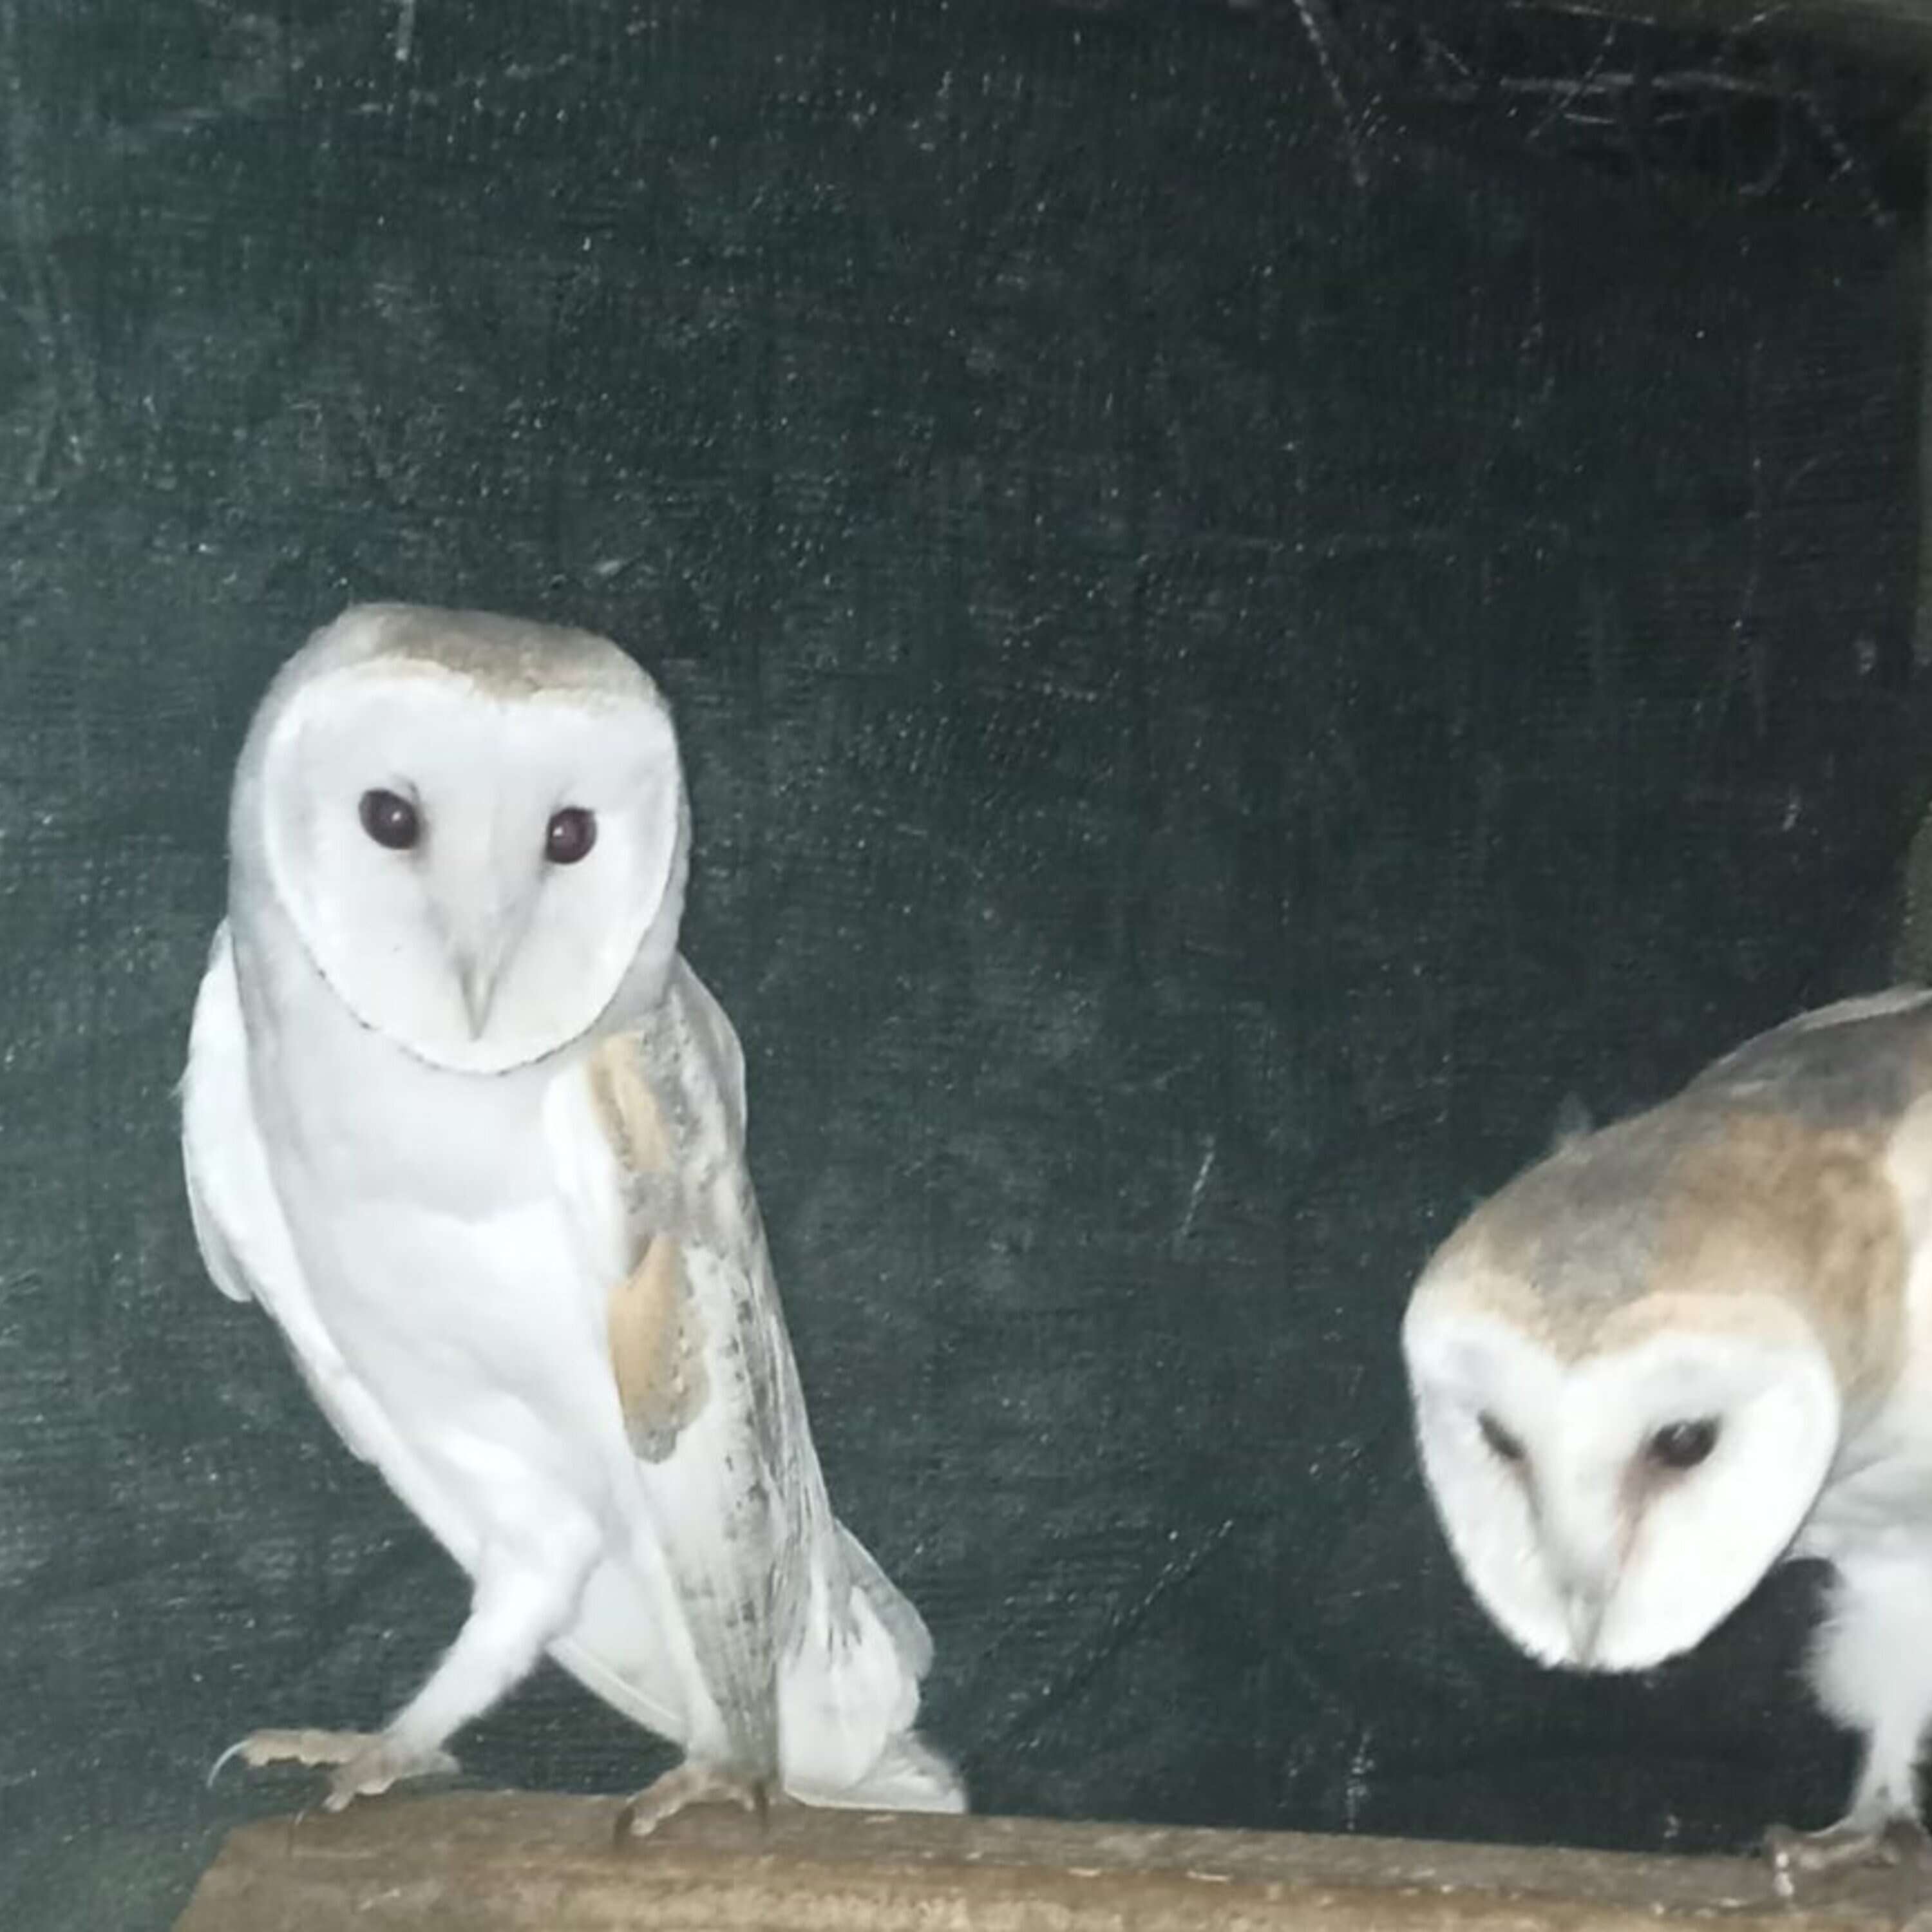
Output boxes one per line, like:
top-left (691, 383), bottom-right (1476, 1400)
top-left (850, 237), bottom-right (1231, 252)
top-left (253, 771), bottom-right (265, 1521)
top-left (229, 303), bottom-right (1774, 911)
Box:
top-left (180, 603), bottom-right (963, 1830)
top-left (1405, 990), bottom-right (1932, 1876)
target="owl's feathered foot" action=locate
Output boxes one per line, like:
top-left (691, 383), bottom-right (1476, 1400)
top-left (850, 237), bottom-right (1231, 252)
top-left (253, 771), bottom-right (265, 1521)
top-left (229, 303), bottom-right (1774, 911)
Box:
top-left (1766, 1813), bottom-right (1932, 1897)
top-left (614, 1760), bottom-right (782, 1842)
top-left (210, 1727), bottom-right (460, 1811)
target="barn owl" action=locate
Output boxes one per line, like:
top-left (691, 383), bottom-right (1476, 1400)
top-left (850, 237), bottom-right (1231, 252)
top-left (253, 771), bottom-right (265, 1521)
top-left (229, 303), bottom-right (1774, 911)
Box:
top-left (180, 603), bottom-right (963, 1831)
top-left (1404, 990), bottom-right (1932, 1876)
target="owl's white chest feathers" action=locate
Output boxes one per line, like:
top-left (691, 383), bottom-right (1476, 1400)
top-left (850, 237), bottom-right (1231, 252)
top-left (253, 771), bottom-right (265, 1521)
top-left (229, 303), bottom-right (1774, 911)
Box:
top-left (242, 923), bottom-right (640, 1541)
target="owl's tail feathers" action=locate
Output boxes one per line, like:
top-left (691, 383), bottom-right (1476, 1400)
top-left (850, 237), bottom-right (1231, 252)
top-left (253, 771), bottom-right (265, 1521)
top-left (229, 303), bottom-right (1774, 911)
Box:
top-left (784, 1731), bottom-right (968, 1815)
top-left (835, 1524), bottom-right (934, 1678)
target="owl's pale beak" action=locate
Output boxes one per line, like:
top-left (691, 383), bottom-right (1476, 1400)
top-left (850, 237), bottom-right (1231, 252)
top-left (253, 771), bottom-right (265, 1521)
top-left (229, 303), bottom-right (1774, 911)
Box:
top-left (430, 828), bottom-right (538, 1039)
top-left (457, 952), bottom-right (501, 1036)
top-left (446, 893), bottom-right (536, 1036)
top-left (1563, 1584), bottom-right (1607, 1666)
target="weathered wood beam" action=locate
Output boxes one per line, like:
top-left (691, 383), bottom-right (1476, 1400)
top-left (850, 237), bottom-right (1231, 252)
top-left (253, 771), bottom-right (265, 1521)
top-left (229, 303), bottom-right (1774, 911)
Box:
top-left (174, 1791), bottom-right (1922, 1931)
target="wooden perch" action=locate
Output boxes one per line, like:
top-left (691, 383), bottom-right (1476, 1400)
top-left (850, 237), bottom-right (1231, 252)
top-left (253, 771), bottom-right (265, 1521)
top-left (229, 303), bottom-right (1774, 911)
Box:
top-left (174, 1791), bottom-right (1925, 1931)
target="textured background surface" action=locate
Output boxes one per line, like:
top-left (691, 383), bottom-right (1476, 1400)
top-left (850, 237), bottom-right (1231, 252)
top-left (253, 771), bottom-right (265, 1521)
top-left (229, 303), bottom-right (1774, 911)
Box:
top-left (0, 2), bottom-right (1926, 1926)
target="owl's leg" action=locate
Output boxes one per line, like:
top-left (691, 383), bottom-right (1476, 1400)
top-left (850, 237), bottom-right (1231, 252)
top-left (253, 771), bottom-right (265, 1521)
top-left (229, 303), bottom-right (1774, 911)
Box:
top-left (1770, 1552), bottom-right (1932, 1884)
top-left (218, 1514), bottom-right (600, 1812)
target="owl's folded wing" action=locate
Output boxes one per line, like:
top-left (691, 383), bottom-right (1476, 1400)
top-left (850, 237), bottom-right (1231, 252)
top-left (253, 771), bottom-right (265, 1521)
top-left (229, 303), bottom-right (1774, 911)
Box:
top-left (544, 965), bottom-right (813, 1786)
top-left (179, 923), bottom-right (477, 1567)
top-left (182, 923), bottom-right (374, 1435)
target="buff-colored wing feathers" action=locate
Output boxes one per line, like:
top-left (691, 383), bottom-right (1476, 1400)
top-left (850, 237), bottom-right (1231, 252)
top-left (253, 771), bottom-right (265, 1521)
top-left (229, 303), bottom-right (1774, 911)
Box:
top-left (607, 1233), bottom-right (710, 1464)
top-left (586, 1030), bottom-right (675, 1175)
top-left (585, 1032), bottom-right (715, 1463)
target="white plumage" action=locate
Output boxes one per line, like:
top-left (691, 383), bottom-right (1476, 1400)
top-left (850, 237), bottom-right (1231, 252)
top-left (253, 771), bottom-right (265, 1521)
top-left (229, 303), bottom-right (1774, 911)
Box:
top-left (181, 603), bottom-right (963, 1827)
top-left (1403, 989), bottom-right (1932, 1873)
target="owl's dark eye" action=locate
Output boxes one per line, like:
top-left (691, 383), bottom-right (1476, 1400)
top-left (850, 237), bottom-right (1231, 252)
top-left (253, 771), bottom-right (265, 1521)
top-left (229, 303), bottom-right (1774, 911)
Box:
top-left (1479, 1413), bottom-right (1525, 1464)
top-left (359, 788), bottom-right (421, 851)
top-left (545, 806), bottom-right (596, 866)
top-left (1647, 1419), bottom-right (1719, 1472)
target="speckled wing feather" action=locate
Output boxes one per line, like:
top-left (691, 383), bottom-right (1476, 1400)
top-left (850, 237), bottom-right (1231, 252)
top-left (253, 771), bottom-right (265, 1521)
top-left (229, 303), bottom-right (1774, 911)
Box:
top-left (570, 959), bottom-right (828, 1786)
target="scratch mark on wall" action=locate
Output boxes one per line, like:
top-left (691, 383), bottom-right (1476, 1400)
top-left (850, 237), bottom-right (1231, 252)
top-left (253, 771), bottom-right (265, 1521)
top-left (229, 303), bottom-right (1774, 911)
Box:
top-left (1175, 1138), bottom-right (1217, 1251)
top-left (1287, 0), bottom-right (1370, 191)
top-left (992, 1517), bottom-right (1239, 1748)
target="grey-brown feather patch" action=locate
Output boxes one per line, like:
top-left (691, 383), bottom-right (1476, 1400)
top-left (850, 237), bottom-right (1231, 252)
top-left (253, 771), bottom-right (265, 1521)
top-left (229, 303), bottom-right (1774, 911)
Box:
top-left (1689, 992), bottom-right (1932, 1133)
top-left (1443, 1101), bottom-right (1909, 1408)
top-left (608, 1235), bottom-right (708, 1463)
top-left (1651, 1113), bottom-right (1907, 1409)
top-left (348, 602), bottom-right (656, 703)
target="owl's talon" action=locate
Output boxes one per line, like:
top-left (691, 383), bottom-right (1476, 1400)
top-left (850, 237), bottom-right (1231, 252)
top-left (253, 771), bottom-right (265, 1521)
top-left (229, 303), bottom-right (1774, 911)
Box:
top-left (208, 1727), bottom-right (458, 1809)
top-left (1766, 1814), bottom-right (1932, 1883)
top-left (1877, 1817), bottom-right (1932, 1877)
top-left (209, 1727), bottom-right (377, 1787)
top-left (616, 1761), bottom-right (772, 1842)
top-left (325, 1741), bottom-right (460, 1810)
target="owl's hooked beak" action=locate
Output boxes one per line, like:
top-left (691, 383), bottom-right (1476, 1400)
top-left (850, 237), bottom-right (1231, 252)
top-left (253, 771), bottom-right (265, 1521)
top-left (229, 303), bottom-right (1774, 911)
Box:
top-left (1535, 1498), bottom-right (1619, 1670)
top-left (440, 891), bottom-right (538, 1039)
top-left (456, 950), bottom-right (502, 1036)
top-left (1519, 1437), bottom-right (1643, 1672)
top-left (1562, 1582), bottom-right (1608, 1667)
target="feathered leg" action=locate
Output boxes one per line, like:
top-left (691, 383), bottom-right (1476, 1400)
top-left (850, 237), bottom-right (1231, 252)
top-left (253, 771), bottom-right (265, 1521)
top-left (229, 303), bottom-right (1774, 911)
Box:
top-left (217, 1515), bottom-right (600, 1812)
top-left (1768, 1549), bottom-right (1932, 1883)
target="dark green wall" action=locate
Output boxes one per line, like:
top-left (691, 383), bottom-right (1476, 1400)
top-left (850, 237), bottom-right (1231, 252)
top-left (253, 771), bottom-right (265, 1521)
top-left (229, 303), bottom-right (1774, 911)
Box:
top-left (0, 2), bottom-right (1922, 1925)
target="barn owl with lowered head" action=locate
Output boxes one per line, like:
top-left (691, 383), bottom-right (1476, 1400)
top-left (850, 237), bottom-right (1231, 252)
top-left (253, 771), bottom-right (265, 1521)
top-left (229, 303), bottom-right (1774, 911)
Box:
top-left (180, 603), bottom-right (963, 1830)
top-left (1404, 990), bottom-right (1932, 1876)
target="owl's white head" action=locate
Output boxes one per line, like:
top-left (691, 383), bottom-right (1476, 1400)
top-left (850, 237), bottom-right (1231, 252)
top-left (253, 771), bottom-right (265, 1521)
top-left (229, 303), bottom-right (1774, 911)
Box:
top-left (232, 603), bottom-right (688, 1075)
top-left (1402, 1155), bottom-right (1842, 1674)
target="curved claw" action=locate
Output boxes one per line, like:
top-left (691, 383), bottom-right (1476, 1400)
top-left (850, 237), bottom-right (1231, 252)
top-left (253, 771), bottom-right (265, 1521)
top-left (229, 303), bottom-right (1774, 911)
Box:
top-left (207, 1728), bottom-right (363, 1790)
top-left (205, 1737), bottom-right (252, 1791)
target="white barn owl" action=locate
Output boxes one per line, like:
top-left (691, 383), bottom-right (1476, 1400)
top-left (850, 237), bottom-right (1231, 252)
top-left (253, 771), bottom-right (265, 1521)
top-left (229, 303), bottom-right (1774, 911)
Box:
top-left (180, 603), bottom-right (963, 1830)
top-left (1404, 990), bottom-right (1932, 1874)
